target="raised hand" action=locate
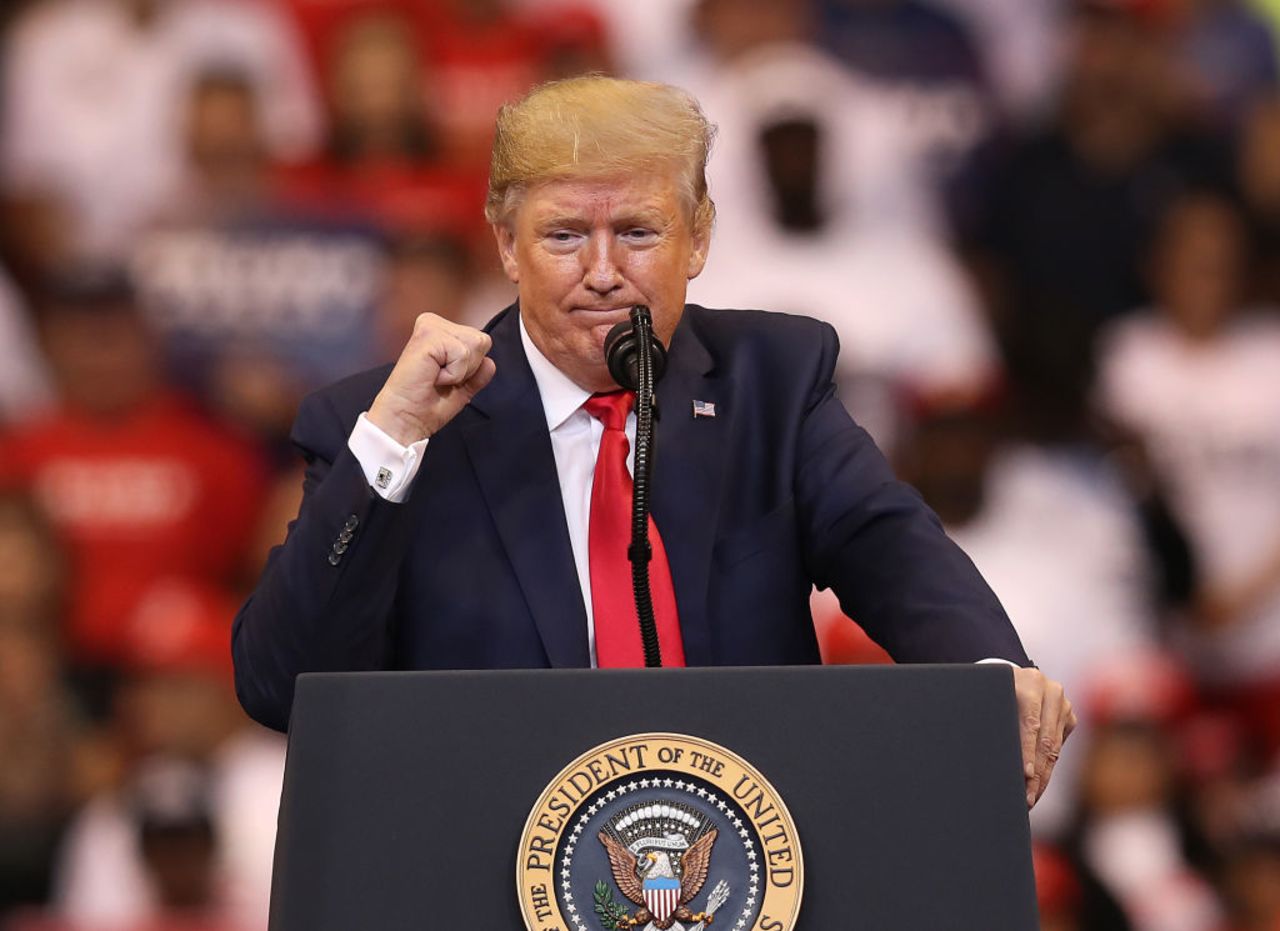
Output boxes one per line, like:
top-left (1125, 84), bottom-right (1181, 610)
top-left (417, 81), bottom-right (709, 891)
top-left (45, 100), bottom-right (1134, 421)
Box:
top-left (367, 313), bottom-right (497, 445)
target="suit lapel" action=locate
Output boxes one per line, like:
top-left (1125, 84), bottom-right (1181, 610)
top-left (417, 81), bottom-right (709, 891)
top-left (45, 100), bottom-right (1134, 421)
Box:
top-left (460, 306), bottom-right (591, 668)
top-left (651, 313), bottom-right (726, 666)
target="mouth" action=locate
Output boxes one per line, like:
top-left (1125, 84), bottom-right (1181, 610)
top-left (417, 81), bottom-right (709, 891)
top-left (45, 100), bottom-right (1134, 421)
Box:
top-left (572, 307), bottom-right (635, 348)
top-left (571, 305), bottom-right (634, 321)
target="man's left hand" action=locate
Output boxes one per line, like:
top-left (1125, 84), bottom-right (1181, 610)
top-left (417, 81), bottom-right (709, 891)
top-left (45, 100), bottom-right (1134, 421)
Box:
top-left (1013, 667), bottom-right (1076, 810)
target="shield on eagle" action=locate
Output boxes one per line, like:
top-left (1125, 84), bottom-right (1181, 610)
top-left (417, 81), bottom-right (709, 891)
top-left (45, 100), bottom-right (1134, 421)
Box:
top-left (644, 875), bottom-right (681, 924)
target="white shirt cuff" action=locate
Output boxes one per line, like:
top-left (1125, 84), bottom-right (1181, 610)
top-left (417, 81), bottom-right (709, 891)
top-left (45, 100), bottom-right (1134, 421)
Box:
top-left (977, 657), bottom-right (1021, 667)
top-left (348, 412), bottom-right (429, 503)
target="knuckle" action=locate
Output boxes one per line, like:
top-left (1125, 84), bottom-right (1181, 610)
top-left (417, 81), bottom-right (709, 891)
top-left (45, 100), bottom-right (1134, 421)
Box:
top-left (1016, 669), bottom-right (1044, 695)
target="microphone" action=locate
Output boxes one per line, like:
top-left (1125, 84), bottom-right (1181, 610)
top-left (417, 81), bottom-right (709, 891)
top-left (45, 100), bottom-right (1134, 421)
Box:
top-left (604, 309), bottom-right (667, 391)
top-left (602, 305), bottom-right (664, 667)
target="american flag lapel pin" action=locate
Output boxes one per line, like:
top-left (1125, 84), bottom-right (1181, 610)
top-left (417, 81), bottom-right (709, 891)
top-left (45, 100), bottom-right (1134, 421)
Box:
top-left (692, 399), bottom-right (716, 419)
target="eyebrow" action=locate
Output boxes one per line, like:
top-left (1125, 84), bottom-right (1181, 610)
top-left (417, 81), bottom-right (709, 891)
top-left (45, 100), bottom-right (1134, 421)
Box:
top-left (534, 210), bottom-right (668, 232)
top-left (614, 210), bottom-right (667, 228)
top-left (535, 215), bottom-right (589, 231)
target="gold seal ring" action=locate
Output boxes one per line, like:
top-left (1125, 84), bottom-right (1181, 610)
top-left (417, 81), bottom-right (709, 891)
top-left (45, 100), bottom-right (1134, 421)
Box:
top-left (518, 732), bottom-right (803, 931)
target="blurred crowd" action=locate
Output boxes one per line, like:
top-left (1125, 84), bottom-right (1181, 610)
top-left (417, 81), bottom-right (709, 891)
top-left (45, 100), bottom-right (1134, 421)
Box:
top-left (0, 0), bottom-right (1279, 928)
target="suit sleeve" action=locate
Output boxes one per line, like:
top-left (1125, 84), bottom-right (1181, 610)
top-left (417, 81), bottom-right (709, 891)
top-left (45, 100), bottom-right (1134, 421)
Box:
top-left (795, 323), bottom-right (1031, 666)
top-left (231, 389), bottom-right (418, 731)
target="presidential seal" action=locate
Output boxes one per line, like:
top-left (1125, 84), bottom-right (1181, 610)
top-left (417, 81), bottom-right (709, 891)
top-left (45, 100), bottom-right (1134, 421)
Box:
top-left (518, 733), bottom-right (803, 931)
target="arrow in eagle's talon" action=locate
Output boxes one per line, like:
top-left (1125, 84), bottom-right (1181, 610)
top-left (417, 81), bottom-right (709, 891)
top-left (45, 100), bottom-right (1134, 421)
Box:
top-left (690, 880), bottom-right (731, 931)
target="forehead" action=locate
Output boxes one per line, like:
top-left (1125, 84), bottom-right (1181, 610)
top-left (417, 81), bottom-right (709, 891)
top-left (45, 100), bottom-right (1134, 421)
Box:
top-left (517, 173), bottom-right (686, 225)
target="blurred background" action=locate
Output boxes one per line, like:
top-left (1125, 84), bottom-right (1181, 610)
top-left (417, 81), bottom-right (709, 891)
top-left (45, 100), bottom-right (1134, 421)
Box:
top-left (0, 0), bottom-right (1278, 928)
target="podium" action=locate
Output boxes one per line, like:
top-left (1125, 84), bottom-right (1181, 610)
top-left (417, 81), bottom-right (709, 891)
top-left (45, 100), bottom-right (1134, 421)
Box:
top-left (269, 665), bottom-right (1039, 930)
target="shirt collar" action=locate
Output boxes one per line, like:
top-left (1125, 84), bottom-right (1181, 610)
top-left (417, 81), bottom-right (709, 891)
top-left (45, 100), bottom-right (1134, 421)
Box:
top-left (519, 311), bottom-right (592, 433)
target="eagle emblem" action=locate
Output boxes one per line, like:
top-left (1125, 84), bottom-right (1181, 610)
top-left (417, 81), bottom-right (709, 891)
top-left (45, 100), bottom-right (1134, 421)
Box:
top-left (597, 802), bottom-right (720, 930)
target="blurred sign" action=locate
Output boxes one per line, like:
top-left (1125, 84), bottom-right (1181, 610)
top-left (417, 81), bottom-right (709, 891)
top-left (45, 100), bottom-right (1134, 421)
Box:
top-left (132, 217), bottom-right (387, 391)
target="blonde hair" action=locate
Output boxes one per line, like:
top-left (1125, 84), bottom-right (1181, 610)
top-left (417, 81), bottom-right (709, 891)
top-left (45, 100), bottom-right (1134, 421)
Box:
top-left (486, 75), bottom-right (716, 232)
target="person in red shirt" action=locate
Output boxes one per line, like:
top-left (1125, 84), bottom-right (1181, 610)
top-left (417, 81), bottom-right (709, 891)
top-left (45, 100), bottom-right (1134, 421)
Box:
top-left (274, 5), bottom-right (487, 241)
top-left (276, 0), bottom-right (609, 242)
top-left (0, 268), bottom-right (265, 700)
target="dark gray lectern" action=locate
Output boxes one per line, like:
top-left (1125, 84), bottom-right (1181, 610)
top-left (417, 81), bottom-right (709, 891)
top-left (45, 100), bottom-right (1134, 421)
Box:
top-left (270, 665), bottom-right (1038, 930)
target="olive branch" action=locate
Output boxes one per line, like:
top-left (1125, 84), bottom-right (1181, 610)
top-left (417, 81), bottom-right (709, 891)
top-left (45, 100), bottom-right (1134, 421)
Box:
top-left (593, 880), bottom-right (633, 930)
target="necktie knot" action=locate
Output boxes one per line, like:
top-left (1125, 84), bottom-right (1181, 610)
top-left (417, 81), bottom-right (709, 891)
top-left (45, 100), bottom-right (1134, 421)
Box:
top-left (584, 391), bottom-right (634, 432)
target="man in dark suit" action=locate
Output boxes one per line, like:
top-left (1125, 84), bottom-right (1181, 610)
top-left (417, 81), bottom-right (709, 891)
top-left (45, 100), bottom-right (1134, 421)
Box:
top-left (233, 76), bottom-right (1074, 808)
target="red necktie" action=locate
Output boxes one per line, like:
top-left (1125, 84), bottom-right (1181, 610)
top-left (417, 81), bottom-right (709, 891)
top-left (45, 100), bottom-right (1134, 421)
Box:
top-left (584, 391), bottom-right (686, 668)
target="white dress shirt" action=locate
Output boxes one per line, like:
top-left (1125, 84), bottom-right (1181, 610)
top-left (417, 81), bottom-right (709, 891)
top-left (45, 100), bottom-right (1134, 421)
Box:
top-left (348, 316), bottom-right (635, 666)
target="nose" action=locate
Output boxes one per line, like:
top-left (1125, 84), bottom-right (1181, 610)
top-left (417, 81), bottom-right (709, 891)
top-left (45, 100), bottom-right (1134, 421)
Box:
top-left (582, 230), bottom-right (623, 295)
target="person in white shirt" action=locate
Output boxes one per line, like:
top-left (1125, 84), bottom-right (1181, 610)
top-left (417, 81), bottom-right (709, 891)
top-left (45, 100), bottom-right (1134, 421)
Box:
top-left (1097, 192), bottom-right (1280, 756)
top-left (685, 42), bottom-right (996, 448)
top-left (1, 0), bottom-right (321, 262)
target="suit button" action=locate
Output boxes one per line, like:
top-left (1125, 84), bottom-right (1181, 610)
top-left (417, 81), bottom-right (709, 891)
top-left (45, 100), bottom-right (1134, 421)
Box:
top-left (327, 552), bottom-right (342, 566)
top-left (333, 541), bottom-right (348, 555)
top-left (338, 529), bottom-right (354, 544)
top-left (344, 515), bottom-right (359, 532)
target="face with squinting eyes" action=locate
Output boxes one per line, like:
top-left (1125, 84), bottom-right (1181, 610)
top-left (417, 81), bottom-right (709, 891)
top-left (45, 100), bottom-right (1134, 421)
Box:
top-left (492, 172), bottom-right (710, 393)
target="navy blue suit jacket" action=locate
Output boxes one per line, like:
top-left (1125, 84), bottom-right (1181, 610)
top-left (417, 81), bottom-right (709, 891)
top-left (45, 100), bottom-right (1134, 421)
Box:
top-left (232, 304), bottom-right (1029, 731)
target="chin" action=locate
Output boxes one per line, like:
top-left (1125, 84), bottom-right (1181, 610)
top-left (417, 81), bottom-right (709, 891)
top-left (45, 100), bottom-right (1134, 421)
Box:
top-left (556, 341), bottom-right (614, 393)
top-left (568, 365), bottom-right (620, 394)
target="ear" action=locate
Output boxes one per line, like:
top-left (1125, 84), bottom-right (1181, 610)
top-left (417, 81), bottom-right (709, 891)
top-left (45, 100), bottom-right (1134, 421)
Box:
top-left (492, 223), bottom-right (520, 284)
top-left (686, 220), bottom-right (711, 280)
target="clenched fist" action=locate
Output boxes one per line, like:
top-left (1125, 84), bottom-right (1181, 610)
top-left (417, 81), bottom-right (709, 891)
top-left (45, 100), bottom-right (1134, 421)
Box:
top-left (368, 313), bottom-right (497, 445)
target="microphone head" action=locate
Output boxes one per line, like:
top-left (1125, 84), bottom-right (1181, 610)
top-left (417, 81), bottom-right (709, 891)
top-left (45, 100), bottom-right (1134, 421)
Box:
top-left (604, 321), bottom-right (633, 386)
top-left (604, 315), bottom-right (667, 391)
